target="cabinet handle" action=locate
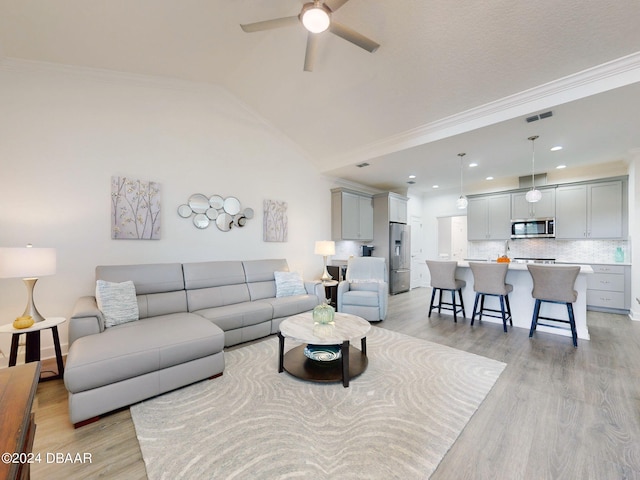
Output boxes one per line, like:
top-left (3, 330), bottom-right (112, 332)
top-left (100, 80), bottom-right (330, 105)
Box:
top-left (600, 281), bottom-right (610, 284)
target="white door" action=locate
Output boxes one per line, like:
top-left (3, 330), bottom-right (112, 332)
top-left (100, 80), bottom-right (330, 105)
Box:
top-left (410, 216), bottom-right (428, 288)
top-left (450, 216), bottom-right (468, 261)
top-left (438, 215), bottom-right (468, 261)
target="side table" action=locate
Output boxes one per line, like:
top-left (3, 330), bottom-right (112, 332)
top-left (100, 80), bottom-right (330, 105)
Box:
top-left (0, 317), bottom-right (66, 382)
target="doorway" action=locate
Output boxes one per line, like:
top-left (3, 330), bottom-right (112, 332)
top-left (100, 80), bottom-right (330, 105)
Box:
top-left (410, 216), bottom-right (428, 288)
top-left (437, 215), bottom-right (468, 261)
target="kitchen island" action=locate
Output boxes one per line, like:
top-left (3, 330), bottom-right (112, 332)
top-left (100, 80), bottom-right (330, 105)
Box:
top-left (453, 261), bottom-right (593, 341)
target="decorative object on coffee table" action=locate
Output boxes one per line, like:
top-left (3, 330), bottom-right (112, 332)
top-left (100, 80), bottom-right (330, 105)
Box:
top-left (312, 302), bottom-right (335, 325)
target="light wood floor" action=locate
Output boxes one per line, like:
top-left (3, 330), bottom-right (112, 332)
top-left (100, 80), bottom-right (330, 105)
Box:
top-left (31, 288), bottom-right (640, 479)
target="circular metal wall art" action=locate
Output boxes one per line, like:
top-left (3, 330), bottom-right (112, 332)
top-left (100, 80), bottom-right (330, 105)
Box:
top-left (177, 194), bottom-right (253, 231)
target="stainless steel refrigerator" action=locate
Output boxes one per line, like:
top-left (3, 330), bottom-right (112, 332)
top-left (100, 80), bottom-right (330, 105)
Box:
top-left (389, 222), bottom-right (411, 294)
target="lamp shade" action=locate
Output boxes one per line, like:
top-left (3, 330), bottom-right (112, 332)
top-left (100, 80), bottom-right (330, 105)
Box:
top-left (0, 247), bottom-right (57, 279)
top-left (314, 241), bottom-right (335, 256)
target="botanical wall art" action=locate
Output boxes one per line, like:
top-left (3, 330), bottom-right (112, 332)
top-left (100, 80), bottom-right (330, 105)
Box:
top-left (111, 176), bottom-right (161, 240)
top-left (263, 199), bottom-right (288, 242)
top-left (177, 193), bottom-right (254, 231)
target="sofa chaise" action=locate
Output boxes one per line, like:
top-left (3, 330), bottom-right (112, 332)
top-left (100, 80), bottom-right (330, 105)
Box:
top-left (64, 259), bottom-right (321, 426)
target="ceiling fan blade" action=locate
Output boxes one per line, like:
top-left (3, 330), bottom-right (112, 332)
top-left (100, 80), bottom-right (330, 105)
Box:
top-left (325, 0), bottom-right (351, 12)
top-left (329, 21), bottom-right (380, 53)
top-left (240, 16), bottom-right (299, 33)
top-left (304, 33), bottom-right (319, 72)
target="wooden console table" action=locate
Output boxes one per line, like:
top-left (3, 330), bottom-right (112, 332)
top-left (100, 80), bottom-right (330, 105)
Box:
top-left (0, 362), bottom-right (40, 480)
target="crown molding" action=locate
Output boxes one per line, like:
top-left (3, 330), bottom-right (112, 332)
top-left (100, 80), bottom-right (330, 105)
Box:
top-left (322, 51), bottom-right (640, 171)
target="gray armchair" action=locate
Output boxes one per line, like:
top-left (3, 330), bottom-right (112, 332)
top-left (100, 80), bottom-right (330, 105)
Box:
top-left (337, 257), bottom-right (388, 322)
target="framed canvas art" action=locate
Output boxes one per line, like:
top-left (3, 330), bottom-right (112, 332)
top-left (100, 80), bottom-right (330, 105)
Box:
top-left (111, 176), bottom-right (161, 239)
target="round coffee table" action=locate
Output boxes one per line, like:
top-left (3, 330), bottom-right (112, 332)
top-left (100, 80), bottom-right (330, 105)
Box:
top-left (278, 312), bottom-right (371, 387)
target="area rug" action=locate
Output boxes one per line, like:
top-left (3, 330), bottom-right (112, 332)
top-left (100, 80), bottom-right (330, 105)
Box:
top-left (131, 327), bottom-right (505, 479)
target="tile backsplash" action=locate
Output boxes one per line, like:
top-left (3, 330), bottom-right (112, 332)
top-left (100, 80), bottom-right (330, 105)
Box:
top-left (467, 239), bottom-right (629, 264)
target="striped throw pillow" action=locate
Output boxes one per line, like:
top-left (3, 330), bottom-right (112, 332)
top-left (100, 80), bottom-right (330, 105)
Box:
top-left (96, 280), bottom-right (140, 328)
top-left (274, 271), bottom-right (306, 297)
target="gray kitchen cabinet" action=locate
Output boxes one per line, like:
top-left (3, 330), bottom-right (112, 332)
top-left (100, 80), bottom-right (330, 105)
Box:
top-left (467, 193), bottom-right (511, 240)
top-left (586, 264), bottom-right (630, 312)
top-left (388, 193), bottom-right (408, 224)
top-left (511, 188), bottom-right (556, 219)
top-left (331, 188), bottom-right (374, 240)
top-left (556, 180), bottom-right (625, 239)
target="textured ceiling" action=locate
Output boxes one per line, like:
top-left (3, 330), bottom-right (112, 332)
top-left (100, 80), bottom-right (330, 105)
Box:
top-left (1, 0), bottom-right (640, 193)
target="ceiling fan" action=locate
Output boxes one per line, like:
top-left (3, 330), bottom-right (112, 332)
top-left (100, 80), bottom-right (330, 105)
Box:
top-left (240, 0), bottom-right (380, 72)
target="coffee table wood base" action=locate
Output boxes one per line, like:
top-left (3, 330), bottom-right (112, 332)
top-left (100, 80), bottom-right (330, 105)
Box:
top-left (280, 341), bottom-right (368, 388)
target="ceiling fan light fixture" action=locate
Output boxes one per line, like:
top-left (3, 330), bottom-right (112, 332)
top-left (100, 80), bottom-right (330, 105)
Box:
top-left (300, 2), bottom-right (331, 33)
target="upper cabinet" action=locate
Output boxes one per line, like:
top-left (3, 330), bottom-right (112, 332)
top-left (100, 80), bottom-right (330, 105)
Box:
top-left (374, 192), bottom-right (408, 224)
top-left (556, 180), bottom-right (626, 239)
top-left (467, 193), bottom-right (511, 240)
top-left (331, 188), bottom-right (374, 241)
top-left (511, 188), bottom-right (556, 219)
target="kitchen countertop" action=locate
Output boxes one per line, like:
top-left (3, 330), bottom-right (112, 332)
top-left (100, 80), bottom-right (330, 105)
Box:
top-left (555, 261), bottom-right (631, 266)
top-left (458, 260), bottom-right (594, 274)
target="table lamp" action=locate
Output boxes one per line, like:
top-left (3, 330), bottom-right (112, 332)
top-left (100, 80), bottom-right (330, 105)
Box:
top-left (0, 245), bottom-right (57, 323)
top-left (314, 240), bottom-right (335, 281)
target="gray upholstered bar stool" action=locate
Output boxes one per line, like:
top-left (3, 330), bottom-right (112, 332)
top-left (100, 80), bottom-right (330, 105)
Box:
top-left (469, 262), bottom-right (513, 333)
top-left (426, 260), bottom-right (466, 322)
top-left (527, 264), bottom-right (580, 347)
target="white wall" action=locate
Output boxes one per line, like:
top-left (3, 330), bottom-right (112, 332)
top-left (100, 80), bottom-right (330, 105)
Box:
top-left (0, 60), bottom-right (334, 363)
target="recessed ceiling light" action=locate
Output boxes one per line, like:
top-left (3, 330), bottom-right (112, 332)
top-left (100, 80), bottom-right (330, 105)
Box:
top-left (556, 164), bottom-right (567, 169)
top-left (469, 162), bottom-right (478, 167)
top-left (550, 146), bottom-right (563, 151)
top-left (432, 185), bottom-right (439, 189)
top-left (486, 176), bottom-right (494, 180)
top-left (409, 174), bottom-right (416, 179)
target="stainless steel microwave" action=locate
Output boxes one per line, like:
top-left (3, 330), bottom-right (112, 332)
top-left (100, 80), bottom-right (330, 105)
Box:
top-left (511, 218), bottom-right (555, 239)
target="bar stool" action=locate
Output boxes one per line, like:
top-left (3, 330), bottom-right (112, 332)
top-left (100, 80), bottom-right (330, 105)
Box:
top-left (469, 262), bottom-right (513, 333)
top-left (426, 260), bottom-right (466, 322)
top-left (527, 264), bottom-right (580, 347)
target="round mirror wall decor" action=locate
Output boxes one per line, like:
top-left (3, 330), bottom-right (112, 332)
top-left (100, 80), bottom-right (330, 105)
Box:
top-left (193, 213), bottom-right (210, 229)
top-left (209, 195), bottom-right (224, 210)
top-left (177, 204), bottom-right (193, 218)
top-left (177, 194), bottom-right (253, 231)
top-left (188, 193), bottom-right (209, 214)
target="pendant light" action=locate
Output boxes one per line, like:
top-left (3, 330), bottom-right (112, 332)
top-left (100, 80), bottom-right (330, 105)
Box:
top-left (525, 135), bottom-right (542, 203)
top-left (456, 152), bottom-right (468, 209)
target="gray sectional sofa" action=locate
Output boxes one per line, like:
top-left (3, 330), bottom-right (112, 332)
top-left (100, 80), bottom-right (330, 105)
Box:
top-left (64, 259), bottom-right (322, 426)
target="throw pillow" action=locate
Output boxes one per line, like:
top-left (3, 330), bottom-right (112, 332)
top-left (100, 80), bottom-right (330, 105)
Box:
top-left (95, 280), bottom-right (140, 328)
top-left (274, 271), bottom-right (306, 298)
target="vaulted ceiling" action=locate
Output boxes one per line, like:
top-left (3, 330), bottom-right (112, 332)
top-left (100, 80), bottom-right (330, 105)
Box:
top-left (1, 0), bottom-right (640, 194)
